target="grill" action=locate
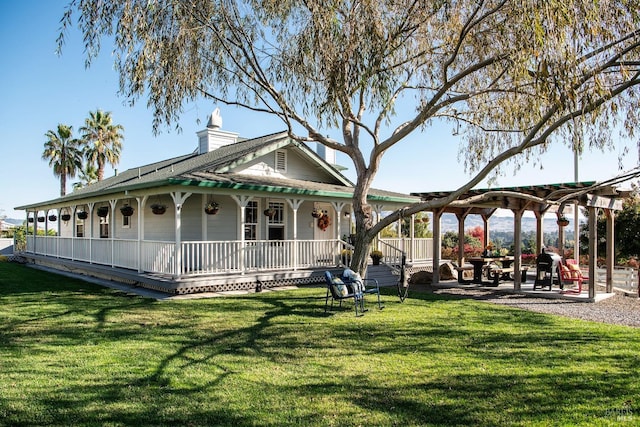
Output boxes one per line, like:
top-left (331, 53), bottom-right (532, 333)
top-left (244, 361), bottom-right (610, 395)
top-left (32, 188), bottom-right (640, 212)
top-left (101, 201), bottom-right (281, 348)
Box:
top-left (534, 249), bottom-right (562, 290)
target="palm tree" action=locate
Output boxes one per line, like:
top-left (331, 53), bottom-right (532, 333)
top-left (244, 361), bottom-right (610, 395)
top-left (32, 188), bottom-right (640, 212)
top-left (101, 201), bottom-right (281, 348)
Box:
top-left (72, 164), bottom-right (98, 190)
top-left (42, 124), bottom-right (83, 196)
top-left (80, 109), bottom-right (124, 181)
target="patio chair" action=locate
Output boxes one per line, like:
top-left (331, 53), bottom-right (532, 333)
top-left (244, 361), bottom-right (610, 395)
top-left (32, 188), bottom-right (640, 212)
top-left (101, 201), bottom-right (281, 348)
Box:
top-left (324, 271), bottom-right (365, 316)
top-left (342, 268), bottom-right (383, 310)
top-left (559, 259), bottom-right (588, 294)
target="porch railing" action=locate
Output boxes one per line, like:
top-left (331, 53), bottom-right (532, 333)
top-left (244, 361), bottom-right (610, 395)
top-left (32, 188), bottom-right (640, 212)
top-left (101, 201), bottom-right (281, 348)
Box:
top-left (378, 237), bottom-right (433, 262)
top-left (26, 236), bottom-right (347, 277)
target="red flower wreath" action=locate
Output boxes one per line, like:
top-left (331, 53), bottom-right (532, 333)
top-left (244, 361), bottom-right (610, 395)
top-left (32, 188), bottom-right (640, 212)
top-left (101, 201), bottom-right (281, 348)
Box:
top-left (317, 215), bottom-right (331, 231)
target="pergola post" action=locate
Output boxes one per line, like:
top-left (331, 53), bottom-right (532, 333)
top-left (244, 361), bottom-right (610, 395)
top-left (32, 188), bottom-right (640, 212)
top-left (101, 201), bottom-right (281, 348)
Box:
top-left (605, 209), bottom-right (615, 293)
top-left (588, 206), bottom-right (598, 299)
top-left (432, 209), bottom-right (443, 284)
top-left (512, 209), bottom-right (524, 291)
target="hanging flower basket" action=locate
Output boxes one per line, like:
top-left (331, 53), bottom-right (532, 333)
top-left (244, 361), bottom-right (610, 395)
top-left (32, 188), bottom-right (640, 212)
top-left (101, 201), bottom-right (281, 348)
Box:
top-left (204, 201), bottom-right (220, 215)
top-left (61, 213), bottom-right (71, 222)
top-left (77, 211), bottom-right (88, 220)
top-left (151, 204), bottom-right (167, 215)
top-left (120, 205), bottom-right (134, 217)
top-left (317, 215), bottom-right (331, 231)
top-left (97, 206), bottom-right (109, 217)
top-left (557, 216), bottom-right (569, 227)
top-left (48, 214), bottom-right (57, 222)
top-left (37, 216), bottom-right (45, 223)
top-left (264, 208), bottom-right (276, 218)
top-left (311, 209), bottom-right (323, 219)
top-left (27, 217), bottom-right (34, 223)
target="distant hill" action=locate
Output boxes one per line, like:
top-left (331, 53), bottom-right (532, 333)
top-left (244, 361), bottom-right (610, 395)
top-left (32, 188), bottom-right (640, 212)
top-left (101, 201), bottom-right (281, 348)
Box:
top-left (440, 213), bottom-right (581, 234)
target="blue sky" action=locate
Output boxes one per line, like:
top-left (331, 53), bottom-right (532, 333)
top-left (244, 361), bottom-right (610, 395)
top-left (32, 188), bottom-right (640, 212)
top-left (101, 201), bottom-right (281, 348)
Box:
top-left (1, 1), bottom-right (638, 220)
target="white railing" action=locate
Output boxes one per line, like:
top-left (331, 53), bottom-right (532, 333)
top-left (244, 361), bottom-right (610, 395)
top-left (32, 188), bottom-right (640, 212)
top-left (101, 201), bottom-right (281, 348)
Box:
top-left (26, 236), bottom-right (348, 277)
top-left (593, 266), bottom-right (638, 294)
top-left (379, 238), bottom-right (433, 262)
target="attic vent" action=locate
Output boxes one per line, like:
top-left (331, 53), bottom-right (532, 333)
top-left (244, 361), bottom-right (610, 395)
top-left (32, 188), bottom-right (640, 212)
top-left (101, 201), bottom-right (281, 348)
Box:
top-left (275, 150), bottom-right (287, 173)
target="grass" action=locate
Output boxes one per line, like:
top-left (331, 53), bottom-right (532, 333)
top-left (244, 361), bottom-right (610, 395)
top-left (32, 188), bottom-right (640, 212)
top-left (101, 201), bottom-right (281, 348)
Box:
top-left (1, 261), bottom-right (639, 426)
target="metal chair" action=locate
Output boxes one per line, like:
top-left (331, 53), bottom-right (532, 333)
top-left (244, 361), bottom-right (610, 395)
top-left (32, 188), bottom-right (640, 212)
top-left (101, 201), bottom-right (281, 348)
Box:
top-left (324, 271), bottom-right (365, 316)
top-left (341, 269), bottom-right (383, 310)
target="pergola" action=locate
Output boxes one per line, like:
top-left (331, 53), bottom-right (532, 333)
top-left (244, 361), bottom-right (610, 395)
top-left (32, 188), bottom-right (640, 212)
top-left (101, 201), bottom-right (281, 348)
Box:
top-left (412, 181), bottom-right (630, 298)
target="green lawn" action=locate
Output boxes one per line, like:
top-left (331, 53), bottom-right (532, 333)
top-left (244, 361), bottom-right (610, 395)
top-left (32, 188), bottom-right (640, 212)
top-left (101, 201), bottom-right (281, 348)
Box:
top-left (0, 261), bottom-right (638, 426)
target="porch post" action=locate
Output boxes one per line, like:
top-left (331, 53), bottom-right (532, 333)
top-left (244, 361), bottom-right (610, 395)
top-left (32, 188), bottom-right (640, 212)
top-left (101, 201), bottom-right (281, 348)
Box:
top-left (605, 209), bottom-right (615, 293)
top-left (232, 195), bottom-right (253, 275)
top-left (287, 199), bottom-right (304, 271)
top-left (136, 197), bottom-right (146, 273)
top-left (109, 200), bottom-right (117, 268)
top-left (170, 192), bottom-right (192, 279)
top-left (331, 202), bottom-right (346, 241)
top-left (588, 206), bottom-right (598, 299)
top-left (87, 202), bottom-right (95, 264)
top-left (410, 213), bottom-right (415, 263)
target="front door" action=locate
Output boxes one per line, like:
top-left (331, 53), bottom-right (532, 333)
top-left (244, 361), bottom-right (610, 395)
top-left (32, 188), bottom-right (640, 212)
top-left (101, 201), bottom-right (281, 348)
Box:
top-left (313, 203), bottom-right (334, 240)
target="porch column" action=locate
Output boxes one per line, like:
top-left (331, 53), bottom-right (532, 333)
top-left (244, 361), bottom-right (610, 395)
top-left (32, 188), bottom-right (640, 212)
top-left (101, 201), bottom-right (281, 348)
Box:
top-left (432, 209), bottom-right (443, 284)
top-left (375, 203), bottom-right (385, 252)
top-left (232, 195), bottom-right (253, 275)
top-left (108, 200), bottom-right (117, 268)
top-left (287, 199), bottom-right (304, 271)
top-left (170, 192), bottom-right (192, 279)
top-left (87, 202), bottom-right (95, 264)
top-left (136, 197), bottom-right (146, 273)
top-left (588, 206), bottom-right (598, 299)
top-left (512, 209), bottom-right (524, 291)
top-left (605, 209), bottom-right (615, 293)
top-left (331, 202), bottom-right (346, 241)
top-left (410, 213), bottom-right (415, 263)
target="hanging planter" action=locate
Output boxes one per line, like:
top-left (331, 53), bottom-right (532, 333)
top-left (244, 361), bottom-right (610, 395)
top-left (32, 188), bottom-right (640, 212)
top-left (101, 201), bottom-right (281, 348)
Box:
top-left (264, 208), bottom-right (276, 218)
top-left (557, 216), bottom-right (569, 227)
top-left (151, 204), bottom-right (167, 215)
top-left (77, 211), bottom-right (88, 220)
top-left (204, 201), bottom-right (220, 215)
top-left (37, 216), bottom-right (45, 223)
top-left (27, 217), bottom-right (34, 223)
top-left (97, 206), bottom-right (109, 217)
top-left (48, 214), bottom-right (57, 222)
top-left (120, 205), bottom-right (134, 217)
top-left (61, 213), bottom-right (71, 222)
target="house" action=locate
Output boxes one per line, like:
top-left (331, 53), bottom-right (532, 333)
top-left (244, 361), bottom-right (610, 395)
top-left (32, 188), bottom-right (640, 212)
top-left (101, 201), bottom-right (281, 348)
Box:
top-left (16, 110), bottom-right (420, 294)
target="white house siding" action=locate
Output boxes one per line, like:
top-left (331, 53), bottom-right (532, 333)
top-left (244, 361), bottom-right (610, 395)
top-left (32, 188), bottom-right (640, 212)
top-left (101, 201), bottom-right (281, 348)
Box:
top-left (204, 194), bottom-right (237, 241)
top-left (236, 146), bottom-right (336, 183)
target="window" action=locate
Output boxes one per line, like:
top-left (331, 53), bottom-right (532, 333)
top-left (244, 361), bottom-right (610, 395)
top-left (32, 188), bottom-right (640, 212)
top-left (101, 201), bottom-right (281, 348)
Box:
top-left (99, 219), bottom-right (109, 238)
top-left (76, 223), bottom-right (84, 238)
top-left (122, 214), bottom-right (131, 229)
top-left (267, 201), bottom-right (285, 240)
top-left (244, 201), bottom-right (258, 240)
top-left (275, 150), bottom-right (287, 173)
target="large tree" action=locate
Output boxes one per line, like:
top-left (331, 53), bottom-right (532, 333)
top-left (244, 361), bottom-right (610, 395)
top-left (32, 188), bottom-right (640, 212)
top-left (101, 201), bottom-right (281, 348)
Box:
top-left (60, 0), bottom-right (640, 274)
top-left (80, 109), bottom-right (124, 181)
top-left (42, 124), bottom-right (83, 196)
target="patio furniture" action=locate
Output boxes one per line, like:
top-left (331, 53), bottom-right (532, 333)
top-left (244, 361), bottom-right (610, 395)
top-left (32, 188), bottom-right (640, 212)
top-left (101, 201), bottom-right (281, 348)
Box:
top-left (342, 268), bottom-right (383, 310)
top-left (534, 249), bottom-right (562, 290)
top-left (324, 271), bottom-right (365, 316)
top-left (559, 259), bottom-right (588, 294)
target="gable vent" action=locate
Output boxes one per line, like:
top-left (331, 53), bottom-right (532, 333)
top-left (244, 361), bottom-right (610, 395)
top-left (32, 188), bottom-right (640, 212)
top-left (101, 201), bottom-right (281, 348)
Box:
top-left (275, 150), bottom-right (287, 172)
